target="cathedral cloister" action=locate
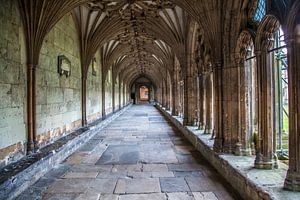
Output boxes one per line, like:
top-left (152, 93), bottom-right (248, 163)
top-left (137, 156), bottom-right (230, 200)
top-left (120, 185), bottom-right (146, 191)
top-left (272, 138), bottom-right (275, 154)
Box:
top-left (0, 0), bottom-right (300, 199)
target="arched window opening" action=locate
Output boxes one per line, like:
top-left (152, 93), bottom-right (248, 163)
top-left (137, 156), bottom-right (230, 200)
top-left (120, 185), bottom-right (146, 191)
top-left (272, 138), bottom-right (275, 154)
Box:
top-left (253, 0), bottom-right (266, 22)
top-left (269, 26), bottom-right (289, 159)
top-left (139, 86), bottom-right (149, 101)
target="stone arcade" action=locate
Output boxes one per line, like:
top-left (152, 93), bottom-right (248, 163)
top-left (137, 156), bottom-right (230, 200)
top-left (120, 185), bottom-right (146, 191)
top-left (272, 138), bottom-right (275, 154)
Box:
top-left (0, 0), bottom-right (300, 199)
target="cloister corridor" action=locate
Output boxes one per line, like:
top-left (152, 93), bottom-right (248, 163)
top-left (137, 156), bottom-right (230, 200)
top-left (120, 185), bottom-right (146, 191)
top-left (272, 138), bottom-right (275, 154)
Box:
top-left (17, 105), bottom-right (238, 200)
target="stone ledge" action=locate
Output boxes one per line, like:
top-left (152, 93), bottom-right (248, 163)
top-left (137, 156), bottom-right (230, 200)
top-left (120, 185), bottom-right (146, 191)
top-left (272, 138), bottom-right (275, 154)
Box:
top-left (156, 105), bottom-right (300, 200)
top-left (0, 104), bottom-right (131, 200)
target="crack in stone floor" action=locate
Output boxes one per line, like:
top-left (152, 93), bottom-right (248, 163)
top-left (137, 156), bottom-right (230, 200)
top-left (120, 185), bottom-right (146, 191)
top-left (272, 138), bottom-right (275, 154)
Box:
top-left (17, 105), bottom-right (240, 200)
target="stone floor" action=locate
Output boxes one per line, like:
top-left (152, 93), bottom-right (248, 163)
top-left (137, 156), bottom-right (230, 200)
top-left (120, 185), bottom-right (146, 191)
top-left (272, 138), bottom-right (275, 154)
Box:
top-left (17, 105), bottom-right (240, 200)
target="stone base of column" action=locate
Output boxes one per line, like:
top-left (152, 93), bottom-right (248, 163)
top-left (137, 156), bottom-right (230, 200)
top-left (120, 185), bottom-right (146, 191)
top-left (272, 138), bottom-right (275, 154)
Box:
top-left (203, 127), bottom-right (213, 134)
top-left (171, 110), bottom-right (178, 116)
top-left (197, 123), bottom-right (204, 130)
top-left (213, 138), bottom-right (223, 153)
top-left (234, 143), bottom-right (252, 156)
top-left (27, 141), bottom-right (37, 154)
top-left (284, 172), bottom-right (300, 191)
top-left (254, 153), bottom-right (278, 169)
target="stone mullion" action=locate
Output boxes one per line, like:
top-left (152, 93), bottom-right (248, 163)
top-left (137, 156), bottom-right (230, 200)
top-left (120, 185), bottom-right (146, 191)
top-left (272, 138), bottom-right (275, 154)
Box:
top-left (254, 50), bottom-right (277, 169)
top-left (204, 72), bottom-right (213, 134)
top-left (284, 38), bottom-right (300, 190)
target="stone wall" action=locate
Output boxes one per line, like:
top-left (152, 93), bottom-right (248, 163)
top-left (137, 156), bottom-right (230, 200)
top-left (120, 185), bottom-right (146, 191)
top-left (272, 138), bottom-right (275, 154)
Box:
top-left (87, 50), bottom-right (102, 123)
top-left (0, 0), bottom-right (27, 167)
top-left (36, 13), bottom-right (82, 147)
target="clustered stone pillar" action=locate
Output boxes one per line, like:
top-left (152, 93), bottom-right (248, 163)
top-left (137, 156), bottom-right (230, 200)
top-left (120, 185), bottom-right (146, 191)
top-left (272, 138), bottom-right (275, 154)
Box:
top-left (197, 72), bottom-right (205, 130)
top-left (171, 77), bottom-right (178, 116)
top-left (254, 48), bottom-right (277, 169)
top-left (213, 62), bottom-right (223, 152)
top-left (236, 59), bottom-right (251, 155)
top-left (27, 63), bottom-right (37, 153)
top-left (81, 74), bottom-right (87, 126)
top-left (284, 26), bottom-right (300, 191)
top-left (204, 68), bottom-right (213, 134)
top-left (165, 77), bottom-right (170, 110)
top-left (118, 80), bottom-right (121, 110)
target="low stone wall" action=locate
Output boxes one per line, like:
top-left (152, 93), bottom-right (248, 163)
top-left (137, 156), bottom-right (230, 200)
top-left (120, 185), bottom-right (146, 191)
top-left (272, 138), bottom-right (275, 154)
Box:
top-left (0, 104), bottom-right (131, 200)
top-left (156, 105), bottom-right (300, 200)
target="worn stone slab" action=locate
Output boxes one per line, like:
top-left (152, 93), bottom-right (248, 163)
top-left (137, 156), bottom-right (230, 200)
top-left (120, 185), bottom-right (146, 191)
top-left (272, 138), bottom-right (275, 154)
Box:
top-left (167, 164), bottom-right (202, 172)
top-left (70, 164), bottom-right (113, 172)
top-left (185, 176), bottom-right (224, 192)
top-left (193, 192), bottom-right (218, 200)
top-left (152, 172), bottom-right (174, 178)
top-left (42, 193), bottom-right (80, 200)
top-left (127, 172), bottom-right (153, 178)
top-left (160, 178), bottom-right (190, 192)
top-left (119, 193), bottom-right (167, 200)
top-left (167, 192), bottom-right (195, 200)
top-left (46, 179), bottom-right (90, 193)
top-left (75, 192), bottom-right (100, 200)
top-left (96, 145), bottom-right (140, 165)
top-left (99, 194), bottom-right (119, 200)
top-left (143, 164), bottom-right (169, 172)
top-left (86, 179), bottom-right (118, 193)
top-left (97, 171), bottom-right (128, 179)
top-left (62, 172), bottom-right (98, 179)
top-left (111, 164), bottom-right (142, 172)
top-left (173, 171), bottom-right (203, 178)
top-left (114, 178), bottom-right (161, 194)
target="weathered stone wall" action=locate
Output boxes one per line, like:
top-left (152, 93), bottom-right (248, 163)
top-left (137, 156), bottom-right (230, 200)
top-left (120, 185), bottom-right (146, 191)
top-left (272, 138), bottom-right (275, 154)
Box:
top-left (87, 50), bottom-right (102, 123)
top-left (0, 0), bottom-right (27, 167)
top-left (105, 69), bottom-right (113, 114)
top-left (36, 13), bottom-right (82, 147)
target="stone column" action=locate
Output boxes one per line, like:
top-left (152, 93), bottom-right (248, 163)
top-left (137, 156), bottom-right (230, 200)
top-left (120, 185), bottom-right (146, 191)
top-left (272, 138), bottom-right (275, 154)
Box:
top-left (27, 64), bottom-right (37, 153)
top-left (284, 31), bottom-right (300, 190)
top-left (118, 80), bottom-right (121, 110)
top-left (171, 77), bottom-right (178, 115)
top-left (112, 77), bottom-right (115, 112)
top-left (235, 59), bottom-right (251, 155)
top-left (213, 62), bottom-right (224, 152)
top-left (254, 50), bottom-right (277, 169)
top-left (122, 83), bottom-right (125, 107)
top-left (101, 74), bottom-right (106, 119)
top-left (165, 77), bottom-right (170, 110)
top-left (204, 70), bottom-right (213, 134)
top-left (81, 74), bottom-right (87, 126)
top-left (197, 73), bottom-right (205, 129)
top-left (183, 74), bottom-right (197, 125)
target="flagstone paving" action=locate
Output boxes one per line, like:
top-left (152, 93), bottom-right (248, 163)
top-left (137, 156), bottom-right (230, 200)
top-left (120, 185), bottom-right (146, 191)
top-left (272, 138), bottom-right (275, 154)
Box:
top-left (17, 105), bottom-right (240, 200)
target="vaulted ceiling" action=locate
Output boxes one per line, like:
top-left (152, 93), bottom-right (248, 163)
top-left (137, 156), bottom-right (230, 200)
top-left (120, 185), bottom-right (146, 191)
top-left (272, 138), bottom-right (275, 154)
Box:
top-left (19, 0), bottom-right (258, 87)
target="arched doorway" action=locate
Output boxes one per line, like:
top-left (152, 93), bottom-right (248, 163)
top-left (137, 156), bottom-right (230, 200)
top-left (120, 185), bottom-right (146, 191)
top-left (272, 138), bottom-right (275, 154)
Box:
top-left (139, 85), bottom-right (149, 102)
